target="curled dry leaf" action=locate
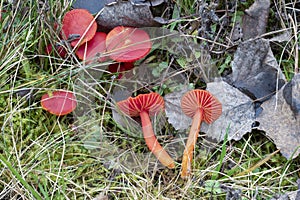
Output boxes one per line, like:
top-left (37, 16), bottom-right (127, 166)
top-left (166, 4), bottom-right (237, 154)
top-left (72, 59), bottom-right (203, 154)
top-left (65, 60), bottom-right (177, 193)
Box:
top-left (242, 0), bottom-right (270, 40)
top-left (73, 1), bottom-right (166, 31)
top-left (96, 1), bottom-right (161, 31)
top-left (227, 38), bottom-right (286, 102)
top-left (256, 74), bottom-right (300, 159)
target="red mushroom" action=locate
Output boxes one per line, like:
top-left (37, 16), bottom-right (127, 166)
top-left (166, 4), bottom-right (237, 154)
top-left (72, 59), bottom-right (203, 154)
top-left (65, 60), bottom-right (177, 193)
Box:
top-left (45, 43), bottom-right (67, 58)
top-left (76, 32), bottom-right (107, 61)
top-left (117, 93), bottom-right (175, 168)
top-left (62, 9), bottom-right (97, 47)
top-left (106, 26), bottom-right (152, 62)
top-left (180, 89), bottom-right (222, 178)
top-left (41, 91), bottom-right (77, 116)
top-left (108, 62), bottom-right (134, 79)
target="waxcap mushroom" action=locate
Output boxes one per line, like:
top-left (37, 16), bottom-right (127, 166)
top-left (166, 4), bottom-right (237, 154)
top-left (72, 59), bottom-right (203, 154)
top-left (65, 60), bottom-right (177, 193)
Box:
top-left (41, 90), bottom-right (77, 116)
top-left (76, 32), bottom-right (107, 61)
top-left (108, 62), bottom-right (134, 79)
top-left (62, 9), bottom-right (97, 47)
top-left (181, 89), bottom-right (222, 124)
top-left (180, 89), bottom-right (222, 178)
top-left (45, 43), bottom-right (67, 58)
top-left (117, 92), bottom-right (163, 116)
top-left (117, 92), bottom-right (175, 169)
top-left (106, 26), bottom-right (152, 62)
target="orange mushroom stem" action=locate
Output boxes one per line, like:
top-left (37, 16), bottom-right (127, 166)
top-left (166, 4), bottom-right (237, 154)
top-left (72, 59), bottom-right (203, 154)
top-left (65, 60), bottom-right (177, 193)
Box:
top-left (117, 93), bottom-right (175, 169)
top-left (180, 89), bottom-right (222, 178)
top-left (181, 108), bottom-right (204, 178)
top-left (139, 110), bottom-right (174, 168)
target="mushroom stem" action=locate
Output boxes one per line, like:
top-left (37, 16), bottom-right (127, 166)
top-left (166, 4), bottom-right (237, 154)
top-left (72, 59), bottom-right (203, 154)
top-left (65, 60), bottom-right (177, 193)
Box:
top-left (181, 109), bottom-right (203, 178)
top-left (140, 111), bottom-right (175, 169)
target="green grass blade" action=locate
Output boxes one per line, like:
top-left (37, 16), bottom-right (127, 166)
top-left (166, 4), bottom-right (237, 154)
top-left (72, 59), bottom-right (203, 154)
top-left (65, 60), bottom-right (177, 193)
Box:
top-left (211, 124), bottom-right (230, 180)
top-left (0, 154), bottom-right (42, 200)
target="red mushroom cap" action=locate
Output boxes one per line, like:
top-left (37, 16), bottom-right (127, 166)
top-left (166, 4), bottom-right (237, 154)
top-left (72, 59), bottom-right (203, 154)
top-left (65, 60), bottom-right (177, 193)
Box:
top-left (41, 91), bottom-right (77, 116)
top-left (62, 9), bottom-right (97, 47)
top-left (76, 32), bottom-right (107, 61)
top-left (108, 62), bottom-right (134, 79)
top-left (45, 43), bottom-right (67, 58)
top-left (117, 93), bottom-right (164, 117)
top-left (106, 26), bottom-right (152, 62)
top-left (181, 89), bottom-right (222, 124)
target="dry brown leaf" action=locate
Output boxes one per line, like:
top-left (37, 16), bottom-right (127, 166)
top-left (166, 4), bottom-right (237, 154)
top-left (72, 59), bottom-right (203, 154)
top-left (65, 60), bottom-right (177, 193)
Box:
top-left (256, 74), bottom-right (300, 159)
top-left (201, 80), bottom-right (256, 141)
top-left (96, 1), bottom-right (161, 31)
top-left (227, 38), bottom-right (286, 101)
top-left (242, 0), bottom-right (270, 39)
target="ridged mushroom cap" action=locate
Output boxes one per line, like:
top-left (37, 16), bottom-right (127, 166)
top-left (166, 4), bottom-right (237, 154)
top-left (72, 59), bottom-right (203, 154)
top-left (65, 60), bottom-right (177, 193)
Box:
top-left (117, 93), bottom-right (164, 117)
top-left (181, 89), bottom-right (222, 124)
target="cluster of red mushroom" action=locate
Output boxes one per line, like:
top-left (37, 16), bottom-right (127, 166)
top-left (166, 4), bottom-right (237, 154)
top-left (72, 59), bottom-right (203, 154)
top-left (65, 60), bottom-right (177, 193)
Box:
top-left (42, 9), bottom-right (152, 116)
top-left (46, 9), bottom-right (152, 77)
top-left (42, 9), bottom-right (223, 179)
top-left (117, 90), bottom-right (222, 177)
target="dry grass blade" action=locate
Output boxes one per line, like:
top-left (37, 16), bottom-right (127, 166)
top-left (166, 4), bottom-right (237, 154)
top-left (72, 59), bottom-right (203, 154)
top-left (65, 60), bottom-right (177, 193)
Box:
top-left (235, 149), bottom-right (280, 177)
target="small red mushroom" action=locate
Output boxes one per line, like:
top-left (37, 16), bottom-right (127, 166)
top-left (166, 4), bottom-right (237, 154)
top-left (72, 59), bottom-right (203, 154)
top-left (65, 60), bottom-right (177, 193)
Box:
top-left (117, 93), bottom-right (175, 168)
top-left (62, 9), bottom-right (97, 47)
top-left (106, 26), bottom-right (152, 62)
top-left (76, 32), bottom-right (107, 61)
top-left (41, 91), bottom-right (77, 116)
top-left (45, 43), bottom-right (67, 58)
top-left (180, 89), bottom-right (222, 178)
top-left (108, 62), bottom-right (134, 79)
top-left (0, 9), bottom-right (7, 21)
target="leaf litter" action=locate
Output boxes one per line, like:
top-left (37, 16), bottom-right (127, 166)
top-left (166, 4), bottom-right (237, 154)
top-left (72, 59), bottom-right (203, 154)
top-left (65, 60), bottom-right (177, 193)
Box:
top-left (201, 80), bottom-right (256, 142)
top-left (242, 0), bottom-right (270, 40)
top-left (73, 0), bottom-right (300, 162)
